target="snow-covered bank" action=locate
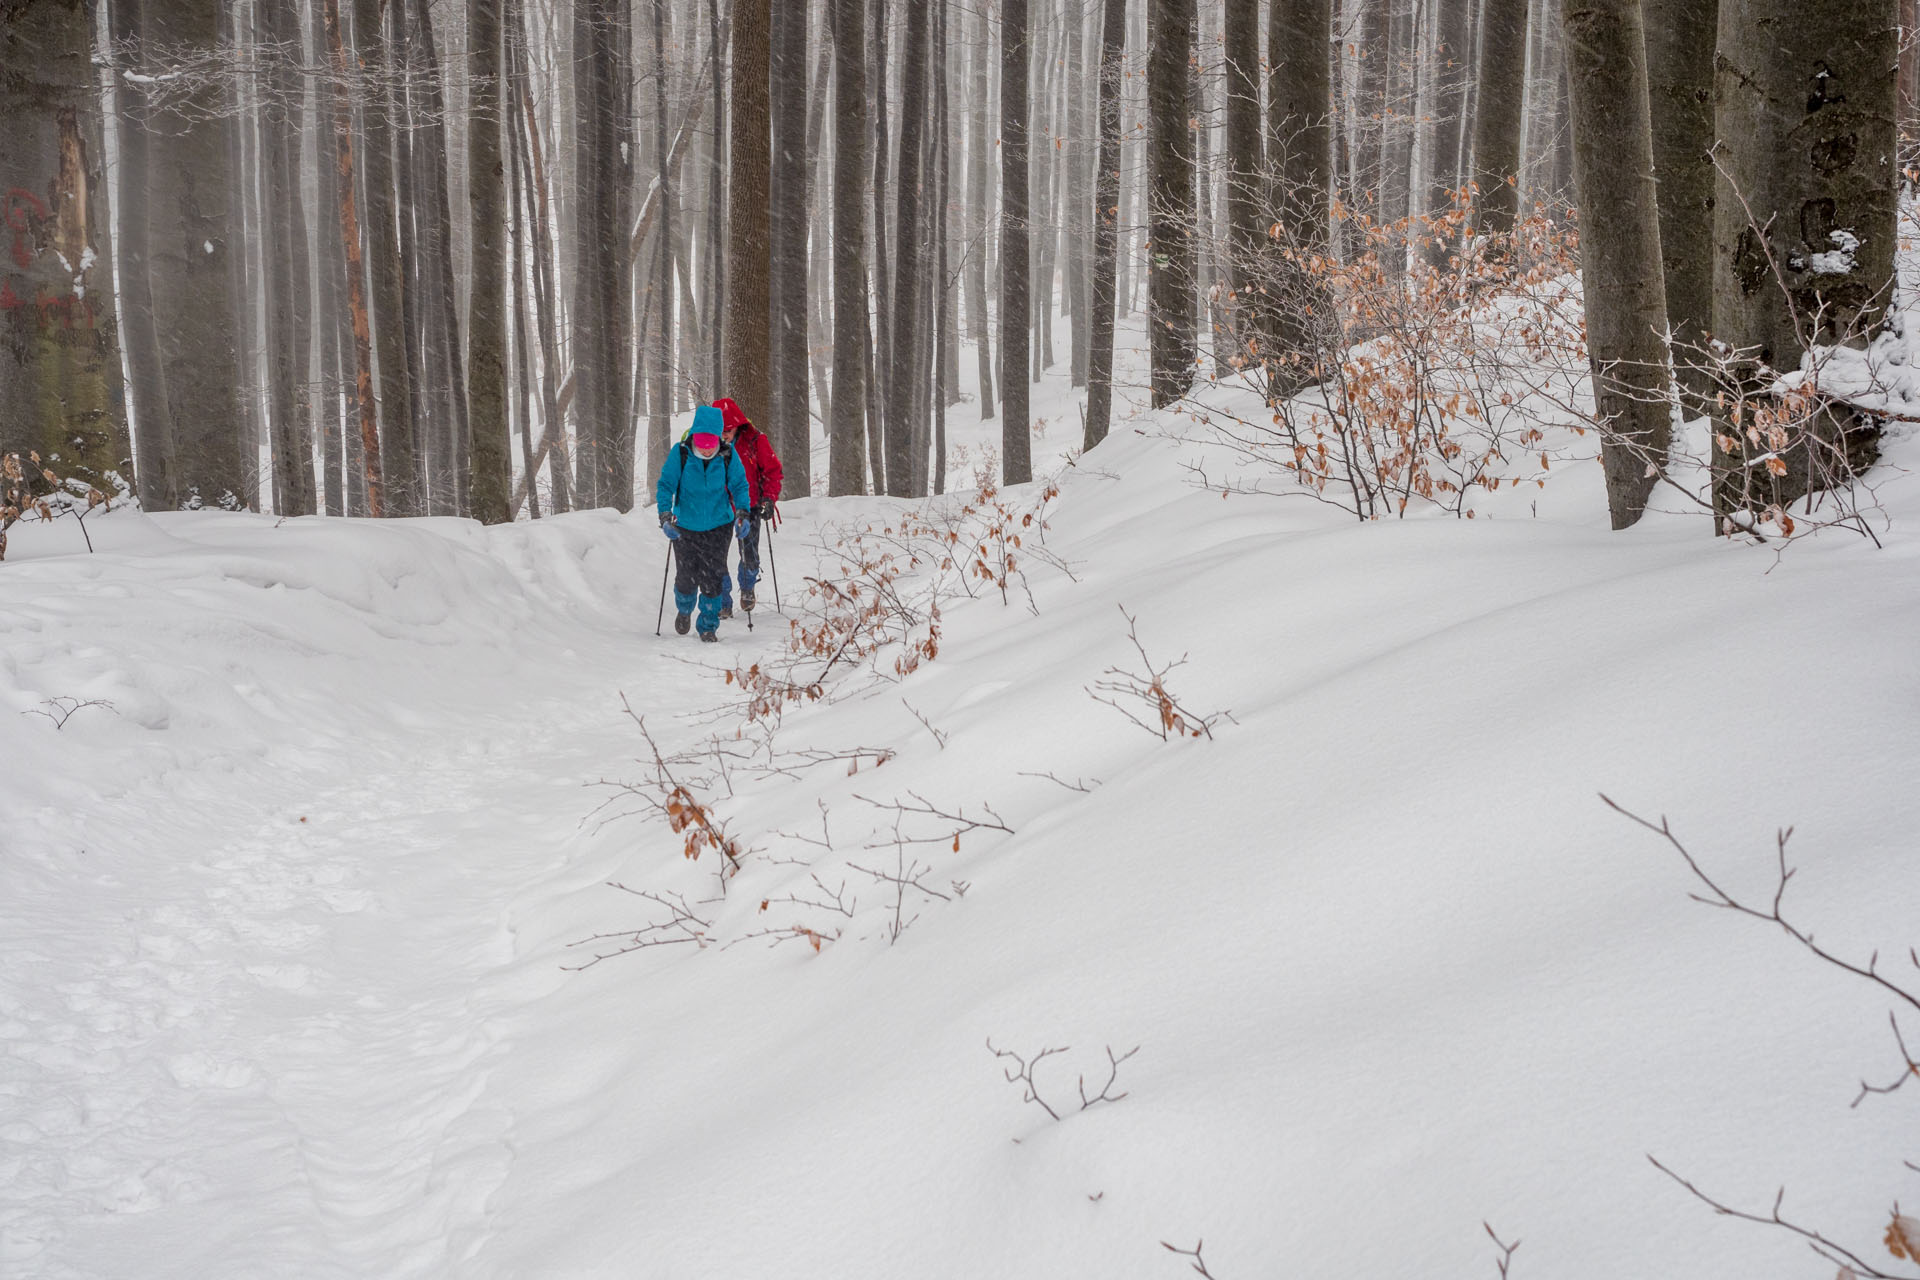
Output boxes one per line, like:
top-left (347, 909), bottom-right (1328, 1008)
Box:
top-left (4, 328), bottom-right (1919, 1279)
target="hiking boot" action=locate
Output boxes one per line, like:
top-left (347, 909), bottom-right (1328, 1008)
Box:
top-left (673, 612), bottom-right (691, 635)
top-left (719, 604), bottom-right (734, 620)
top-left (742, 586), bottom-right (756, 611)
top-left (699, 630), bottom-right (719, 644)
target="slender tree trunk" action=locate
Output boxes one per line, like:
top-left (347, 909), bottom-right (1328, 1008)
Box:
top-left (1084, 0), bottom-right (1127, 450)
top-left (1426, 0), bottom-right (1473, 228)
top-left (1067, 0), bottom-right (1091, 389)
top-left (1642, 0), bottom-right (1716, 412)
top-left (1267, 0), bottom-right (1332, 392)
top-left (771, 0), bottom-right (811, 492)
top-left (1711, 0), bottom-right (1897, 522)
top-left (1001, 0), bottom-right (1034, 482)
top-left (1146, 0), bottom-right (1197, 408)
top-left (708, 0), bottom-right (725, 394)
top-left (140, 0), bottom-right (245, 508)
top-left (574, 0), bottom-right (633, 509)
top-left (1471, 0), bottom-right (1528, 243)
top-left (830, 0), bottom-right (870, 494)
top-left (726, 0), bottom-right (772, 424)
top-left (648, 0), bottom-right (674, 481)
top-left (1562, 0), bottom-right (1671, 528)
top-left (356, 0), bottom-right (417, 515)
top-left (110, 0), bottom-right (176, 509)
top-left (261, 0), bottom-right (316, 515)
top-left (886, 0), bottom-right (931, 495)
top-left (967, 4), bottom-right (997, 419)
top-left (326, 0), bottom-right (385, 515)
top-left (467, 0), bottom-right (511, 522)
top-left (1223, 0), bottom-right (1263, 366)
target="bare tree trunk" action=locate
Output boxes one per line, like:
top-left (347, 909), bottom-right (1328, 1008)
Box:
top-left (886, 0), bottom-right (932, 494)
top-left (574, 0), bottom-right (633, 510)
top-left (1084, 0), bottom-right (1126, 450)
top-left (1067, 0), bottom-right (1091, 389)
top-left (326, 0), bottom-right (385, 515)
top-left (1710, 0), bottom-right (1897, 523)
top-left (966, 3), bottom-right (997, 419)
top-left (829, 0), bottom-right (869, 493)
top-left (0, 0), bottom-right (127, 503)
top-left (1562, 0), bottom-right (1670, 528)
top-left (1223, 0), bottom-right (1262, 365)
top-left (467, 0), bottom-right (511, 523)
top-left (771, 0), bottom-right (811, 491)
top-left (648, 0), bottom-right (674, 482)
top-left (1470, 0), bottom-right (1527, 243)
top-left (1267, 0), bottom-right (1331, 392)
top-left (356, 0), bottom-right (418, 514)
top-left (1146, 0), bottom-right (1196, 408)
top-left (140, 0), bottom-right (245, 508)
top-left (726, 0), bottom-right (772, 424)
top-left (1001, 0), bottom-right (1034, 482)
top-left (1642, 0), bottom-right (1715, 412)
top-left (262, 0), bottom-right (317, 515)
top-left (111, 0), bottom-right (177, 509)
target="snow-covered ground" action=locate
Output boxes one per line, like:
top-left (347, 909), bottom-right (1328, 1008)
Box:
top-left (4, 311), bottom-right (1918, 1280)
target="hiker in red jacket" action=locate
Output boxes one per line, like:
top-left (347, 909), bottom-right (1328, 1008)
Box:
top-left (712, 397), bottom-right (783, 617)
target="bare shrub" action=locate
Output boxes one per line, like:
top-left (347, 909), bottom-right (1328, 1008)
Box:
top-left (1088, 606), bottom-right (1233, 741)
top-left (1196, 193), bottom-right (1589, 521)
top-left (1605, 795), bottom-right (1920, 1278)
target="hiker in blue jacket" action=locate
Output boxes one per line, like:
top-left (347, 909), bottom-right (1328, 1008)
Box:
top-left (655, 403), bottom-right (752, 641)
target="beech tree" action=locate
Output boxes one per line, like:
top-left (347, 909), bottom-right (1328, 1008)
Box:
top-left (0, 0), bottom-right (127, 495)
top-left (1562, 0), bottom-right (1671, 528)
top-left (1710, 0), bottom-right (1898, 523)
top-left (1001, 0), bottom-right (1033, 483)
top-left (1146, 0), bottom-right (1196, 408)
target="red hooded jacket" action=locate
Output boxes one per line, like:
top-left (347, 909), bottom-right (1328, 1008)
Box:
top-left (713, 397), bottom-right (784, 507)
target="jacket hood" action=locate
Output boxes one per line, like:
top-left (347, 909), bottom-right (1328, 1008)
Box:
top-left (713, 397), bottom-right (752, 431)
top-left (692, 404), bottom-right (725, 437)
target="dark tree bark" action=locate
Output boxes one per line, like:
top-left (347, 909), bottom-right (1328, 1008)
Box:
top-left (726, 0), bottom-right (772, 425)
top-left (966, 3), bottom-right (996, 419)
top-left (648, 0), bottom-right (674, 479)
top-left (1067, 0), bottom-right (1091, 389)
top-left (326, 0), bottom-right (385, 516)
top-left (1266, 0), bottom-right (1331, 392)
top-left (1427, 0), bottom-right (1474, 221)
top-left (1146, 0), bottom-right (1197, 408)
top-left (261, 0), bottom-right (316, 516)
top-left (1471, 0), bottom-right (1529, 244)
top-left (1562, 0), bottom-right (1671, 528)
top-left (1222, 0), bottom-right (1263, 364)
top-left (468, 0), bottom-right (511, 524)
top-left (1084, 0), bottom-right (1127, 450)
top-left (110, 0), bottom-right (175, 509)
top-left (868, 0), bottom-right (891, 488)
top-left (829, 0), bottom-right (869, 494)
top-left (1642, 0), bottom-right (1716, 411)
top-left (1001, 0), bottom-right (1033, 482)
top-left (0, 0), bottom-right (126, 500)
top-left (885, 0), bottom-right (931, 495)
top-left (573, 0), bottom-right (634, 509)
top-left (1711, 0), bottom-right (1898, 522)
top-left (770, 0), bottom-right (811, 494)
top-left (140, 0), bottom-right (244, 508)
top-left (355, 0), bottom-right (417, 515)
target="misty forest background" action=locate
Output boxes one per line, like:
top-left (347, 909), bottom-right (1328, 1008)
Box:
top-left (0, 0), bottom-right (1910, 540)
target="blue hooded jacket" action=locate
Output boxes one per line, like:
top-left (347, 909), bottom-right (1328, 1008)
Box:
top-left (656, 404), bottom-right (750, 532)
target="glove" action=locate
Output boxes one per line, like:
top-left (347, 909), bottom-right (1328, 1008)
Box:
top-left (659, 513), bottom-right (680, 541)
top-left (754, 499), bottom-right (777, 521)
top-left (733, 515), bottom-right (753, 540)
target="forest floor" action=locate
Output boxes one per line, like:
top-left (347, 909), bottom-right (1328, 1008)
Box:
top-left (4, 307), bottom-right (1920, 1279)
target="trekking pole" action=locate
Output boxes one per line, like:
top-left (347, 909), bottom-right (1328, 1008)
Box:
top-left (655, 543), bottom-right (673, 635)
top-left (768, 520), bottom-right (781, 611)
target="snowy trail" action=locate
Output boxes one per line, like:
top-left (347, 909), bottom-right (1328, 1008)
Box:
top-left (0, 512), bottom-right (757, 1277)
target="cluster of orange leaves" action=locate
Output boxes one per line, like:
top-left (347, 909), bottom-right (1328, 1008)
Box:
top-left (1233, 196), bottom-right (1585, 519)
top-left (1, 451), bottom-right (107, 561)
top-left (727, 458), bottom-right (1056, 722)
top-left (663, 784), bottom-right (742, 866)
